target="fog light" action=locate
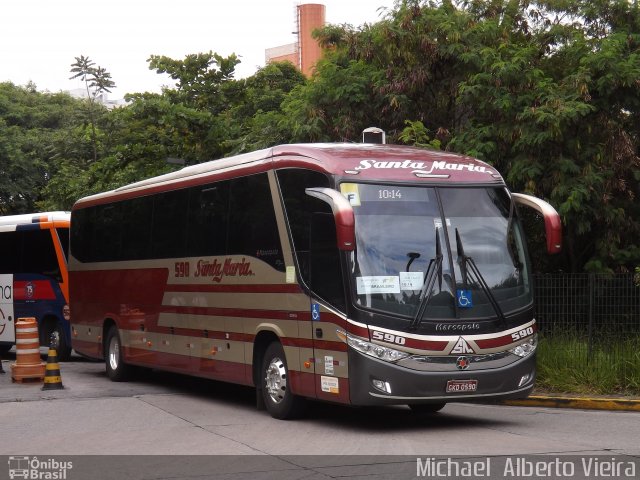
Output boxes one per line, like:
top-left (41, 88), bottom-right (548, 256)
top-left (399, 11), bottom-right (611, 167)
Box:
top-left (518, 373), bottom-right (532, 387)
top-left (372, 379), bottom-right (392, 394)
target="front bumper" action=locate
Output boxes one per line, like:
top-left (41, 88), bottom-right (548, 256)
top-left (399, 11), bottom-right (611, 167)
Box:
top-left (348, 349), bottom-right (536, 406)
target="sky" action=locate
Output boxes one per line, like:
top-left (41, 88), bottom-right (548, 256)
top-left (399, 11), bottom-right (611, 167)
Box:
top-left (1, 0), bottom-right (397, 99)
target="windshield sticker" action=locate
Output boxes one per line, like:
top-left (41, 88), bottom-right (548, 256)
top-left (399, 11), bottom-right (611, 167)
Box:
top-left (357, 276), bottom-right (401, 295)
top-left (457, 289), bottom-right (473, 308)
top-left (434, 218), bottom-right (451, 229)
top-left (340, 183), bottom-right (361, 206)
top-left (400, 271), bottom-right (424, 291)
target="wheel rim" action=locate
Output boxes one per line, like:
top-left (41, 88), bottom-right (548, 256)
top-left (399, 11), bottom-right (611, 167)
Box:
top-left (265, 356), bottom-right (287, 404)
top-left (50, 329), bottom-right (60, 349)
top-left (108, 336), bottom-right (120, 371)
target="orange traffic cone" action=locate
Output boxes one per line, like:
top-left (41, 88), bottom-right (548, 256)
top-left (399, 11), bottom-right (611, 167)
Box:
top-left (11, 317), bottom-right (45, 383)
top-left (42, 342), bottom-right (64, 390)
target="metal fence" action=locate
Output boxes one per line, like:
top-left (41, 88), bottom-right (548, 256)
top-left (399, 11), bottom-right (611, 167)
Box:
top-left (533, 273), bottom-right (640, 385)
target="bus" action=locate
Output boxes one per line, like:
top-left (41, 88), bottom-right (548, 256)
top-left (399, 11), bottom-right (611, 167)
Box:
top-left (0, 212), bottom-right (72, 360)
top-left (69, 141), bottom-right (561, 419)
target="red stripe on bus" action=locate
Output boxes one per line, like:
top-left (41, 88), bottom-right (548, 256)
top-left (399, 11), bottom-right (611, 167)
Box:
top-left (164, 283), bottom-right (304, 294)
top-left (14, 280), bottom-right (57, 301)
top-left (403, 337), bottom-right (449, 351)
top-left (475, 334), bottom-right (515, 349)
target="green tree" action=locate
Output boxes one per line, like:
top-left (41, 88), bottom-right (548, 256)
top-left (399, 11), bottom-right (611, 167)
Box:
top-left (69, 55), bottom-right (116, 162)
top-left (0, 82), bottom-right (85, 214)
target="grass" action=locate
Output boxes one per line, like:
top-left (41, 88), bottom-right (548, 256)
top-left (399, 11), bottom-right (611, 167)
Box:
top-left (535, 334), bottom-right (640, 396)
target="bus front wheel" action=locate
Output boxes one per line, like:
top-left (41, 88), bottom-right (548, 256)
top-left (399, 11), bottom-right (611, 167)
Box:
top-left (261, 342), bottom-right (305, 419)
top-left (105, 326), bottom-right (131, 382)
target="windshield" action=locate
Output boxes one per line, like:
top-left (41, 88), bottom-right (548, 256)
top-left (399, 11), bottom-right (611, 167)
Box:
top-left (344, 183), bottom-right (531, 325)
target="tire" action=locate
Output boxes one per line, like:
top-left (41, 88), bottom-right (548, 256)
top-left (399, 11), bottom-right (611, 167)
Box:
top-left (45, 321), bottom-right (72, 361)
top-left (105, 326), bottom-right (131, 382)
top-left (408, 402), bottom-right (447, 414)
top-left (261, 342), bottom-right (305, 419)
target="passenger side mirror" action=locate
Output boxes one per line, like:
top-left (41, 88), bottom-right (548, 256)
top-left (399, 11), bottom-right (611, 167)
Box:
top-left (512, 193), bottom-right (562, 254)
top-left (305, 187), bottom-right (355, 251)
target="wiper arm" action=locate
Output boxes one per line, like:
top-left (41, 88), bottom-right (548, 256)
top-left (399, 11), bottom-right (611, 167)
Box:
top-left (408, 229), bottom-right (443, 331)
top-left (455, 229), bottom-right (507, 327)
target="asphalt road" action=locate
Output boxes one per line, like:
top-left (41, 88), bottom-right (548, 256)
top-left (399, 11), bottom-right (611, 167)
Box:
top-left (1, 351), bottom-right (638, 479)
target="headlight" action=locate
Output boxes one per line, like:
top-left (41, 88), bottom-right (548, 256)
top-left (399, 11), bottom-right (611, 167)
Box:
top-left (509, 333), bottom-right (538, 358)
top-left (338, 330), bottom-right (409, 363)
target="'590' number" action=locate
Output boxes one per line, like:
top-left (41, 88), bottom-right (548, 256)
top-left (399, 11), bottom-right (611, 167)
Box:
top-left (372, 330), bottom-right (406, 345)
top-left (511, 326), bottom-right (534, 341)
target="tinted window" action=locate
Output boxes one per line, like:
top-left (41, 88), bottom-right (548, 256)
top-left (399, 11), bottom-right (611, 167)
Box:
top-left (0, 229), bottom-right (62, 280)
top-left (309, 212), bottom-right (346, 312)
top-left (228, 174), bottom-right (284, 271)
top-left (186, 182), bottom-right (229, 257)
top-left (276, 169), bottom-right (331, 284)
top-left (121, 196), bottom-right (153, 260)
top-left (92, 204), bottom-right (122, 262)
top-left (56, 228), bottom-right (70, 261)
top-left (0, 230), bottom-right (20, 273)
top-left (152, 189), bottom-right (189, 259)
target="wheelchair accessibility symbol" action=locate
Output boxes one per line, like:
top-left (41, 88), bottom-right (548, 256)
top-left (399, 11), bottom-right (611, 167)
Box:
top-left (457, 289), bottom-right (473, 308)
top-left (311, 303), bottom-right (321, 321)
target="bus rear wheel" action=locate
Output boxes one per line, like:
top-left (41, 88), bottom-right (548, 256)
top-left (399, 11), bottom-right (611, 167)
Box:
top-left (105, 326), bottom-right (131, 382)
top-left (408, 402), bottom-right (447, 414)
top-left (261, 342), bottom-right (305, 419)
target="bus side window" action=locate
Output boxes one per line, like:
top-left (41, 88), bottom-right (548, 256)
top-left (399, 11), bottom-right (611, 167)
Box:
top-left (228, 174), bottom-right (284, 271)
top-left (152, 189), bottom-right (189, 259)
top-left (92, 204), bottom-right (122, 262)
top-left (120, 196), bottom-right (153, 261)
top-left (186, 182), bottom-right (229, 257)
top-left (21, 230), bottom-right (62, 281)
top-left (276, 169), bottom-right (331, 285)
top-left (0, 230), bottom-right (20, 273)
top-left (56, 228), bottom-right (70, 262)
top-left (309, 212), bottom-right (346, 312)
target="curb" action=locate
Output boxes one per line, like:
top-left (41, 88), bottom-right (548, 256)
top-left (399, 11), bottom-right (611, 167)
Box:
top-left (500, 395), bottom-right (640, 412)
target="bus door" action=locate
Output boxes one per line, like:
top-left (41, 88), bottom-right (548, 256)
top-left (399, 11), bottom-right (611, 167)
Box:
top-left (308, 211), bottom-right (348, 402)
top-left (0, 274), bottom-right (15, 347)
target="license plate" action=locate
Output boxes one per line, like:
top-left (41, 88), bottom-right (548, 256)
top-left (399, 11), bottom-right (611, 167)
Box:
top-left (446, 379), bottom-right (478, 393)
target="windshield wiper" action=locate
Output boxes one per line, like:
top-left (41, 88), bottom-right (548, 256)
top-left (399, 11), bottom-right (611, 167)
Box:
top-left (455, 228), bottom-right (507, 327)
top-left (408, 228), bottom-right (443, 331)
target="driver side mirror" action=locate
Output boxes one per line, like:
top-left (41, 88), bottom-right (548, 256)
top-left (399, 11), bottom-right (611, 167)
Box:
top-left (305, 187), bottom-right (355, 251)
top-left (512, 193), bottom-right (562, 254)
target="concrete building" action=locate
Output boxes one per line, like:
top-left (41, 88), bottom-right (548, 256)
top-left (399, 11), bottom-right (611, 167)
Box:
top-left (265, 3), bottom-right (326, 77)
top-left (67, 88), bottom-right (126, 109)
